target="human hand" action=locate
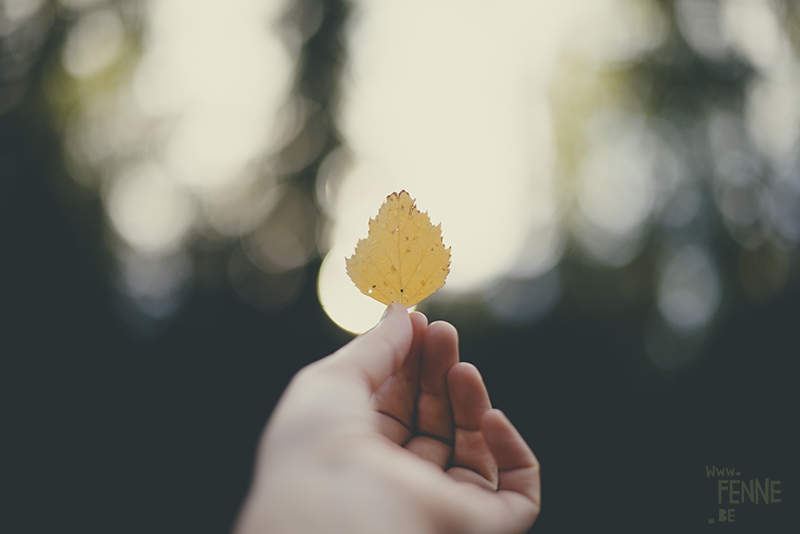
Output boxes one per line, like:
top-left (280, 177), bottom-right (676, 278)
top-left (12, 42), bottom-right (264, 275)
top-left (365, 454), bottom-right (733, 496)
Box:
top-left (234, 303), bottom-right (540, 534)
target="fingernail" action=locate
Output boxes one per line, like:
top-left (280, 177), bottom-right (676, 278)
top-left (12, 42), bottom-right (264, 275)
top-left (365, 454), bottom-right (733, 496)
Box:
top-left (381, 304), bottom-right (393, 321)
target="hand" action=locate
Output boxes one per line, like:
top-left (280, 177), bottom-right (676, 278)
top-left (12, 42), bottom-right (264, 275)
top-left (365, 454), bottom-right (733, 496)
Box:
top-left (234, 303), bottom-right (540, 534)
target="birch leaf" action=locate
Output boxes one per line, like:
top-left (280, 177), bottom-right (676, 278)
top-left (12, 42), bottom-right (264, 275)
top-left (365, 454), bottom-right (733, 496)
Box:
top-left (346, 191), bottom-right (451, 307)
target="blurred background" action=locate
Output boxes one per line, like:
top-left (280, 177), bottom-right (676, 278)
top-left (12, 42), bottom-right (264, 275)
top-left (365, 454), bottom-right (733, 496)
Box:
top-left (3, 0), bottom-right (798, 532)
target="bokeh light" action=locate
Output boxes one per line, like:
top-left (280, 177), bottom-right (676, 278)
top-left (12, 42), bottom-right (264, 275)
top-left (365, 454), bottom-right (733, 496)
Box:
top-left (318, 0), bottom-right (705, 333)
top-left (104, 163), bottom-right (195, 254)
top-left (61, 7), bottom-right (124, 78)
top-left (50, 0), bottom-right (305, 331)
top-left (657, 246), bottom-right (722, 336)
top-left (314, 0), bottom-right (800, 373)
top-left (34, 0), bottom-right (800, 364)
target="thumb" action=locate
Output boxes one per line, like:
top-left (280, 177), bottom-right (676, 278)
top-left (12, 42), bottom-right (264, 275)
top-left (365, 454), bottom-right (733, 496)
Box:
top-left (322, 303), bottom-right (412, 393)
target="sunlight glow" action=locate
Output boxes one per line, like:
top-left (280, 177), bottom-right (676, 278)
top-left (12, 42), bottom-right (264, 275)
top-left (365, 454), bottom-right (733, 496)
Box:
top-left (319, 0), bottom-right (676, 332)
top-left (318, 248), bottom-right (391, 334)
top-left (319, 1), bottom-right (578, 332)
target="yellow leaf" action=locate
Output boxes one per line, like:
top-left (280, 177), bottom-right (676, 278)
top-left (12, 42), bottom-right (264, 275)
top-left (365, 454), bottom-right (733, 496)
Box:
top-left (346, 191), bottom-right (451, 307)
